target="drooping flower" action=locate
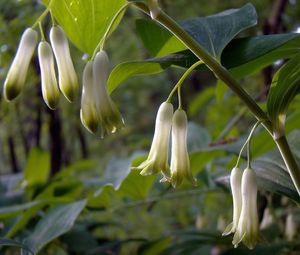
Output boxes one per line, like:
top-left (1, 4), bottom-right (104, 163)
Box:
top-left (50, 25), bottom-right (78, 102)
top-left (285, 213), bottom-right (296, 241)
top-left (134, 102), bottom-right (173, 178)
top-left (3, 28), bottom-right (38, 101)
top-left (233, 167), bottom-right (259, 249)
top-left (223, 167), bottom-right (243, 236)
top-left (93, 50), bottom-right (124, 136)
top-left (80, 61), bottom-right (99, 134)
top-left (38, 41), bottom-right (60, 110)
top-left (169, 109), bottom-right (197, 188)
top-left (260, 207), bottom-right (274, 230)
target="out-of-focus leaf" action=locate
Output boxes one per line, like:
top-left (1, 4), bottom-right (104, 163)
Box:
top-left (136, 4), bottom-right (257, 58)
top-left (23, 200), bottom-right (87, 255)
top-left (24, 148), bottom-right (50, 187)
top-left (54, 160), bottom-right (95, 179)
top-left (188, 87), bottom-right (215, 116)
top-left (138, 237), bottom-right (171, 255)
top-left (0, 238), bottom-right (33, 254)
top-left (88, 154), bottom-right (156, 208)
top-left (0, 201), bottom-right (42, 219)
top-left (187, 122), bottom-right (211, 152)
top-left (42, 0), bottom-right (126, 55)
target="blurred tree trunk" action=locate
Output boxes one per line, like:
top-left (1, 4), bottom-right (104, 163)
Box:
top-left (7, 136), bottom-right (19, 173)
top-left (261, 0), bottom-right (288, 99)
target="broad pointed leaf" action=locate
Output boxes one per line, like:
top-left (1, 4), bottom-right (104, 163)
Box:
top-left (23, 200), bottom-right (87, 254)
top-left (42, 0), bottom-right (126, 55)
top-left (136, 3), bottom-right (257, 58)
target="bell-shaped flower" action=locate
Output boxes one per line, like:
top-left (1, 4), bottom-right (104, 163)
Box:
top-left (233, 167), bottom-right (260, 249)
top-left (50, 25), bottom-right (78, 102)
top-left (93, 50), bottom-right (124, 136)
top-left (80, 61), bottom-right (99, 133)
top-left (38, 41), bottom-right (60, 110)
top-left (3, 28), bottom-right (38, 101)
top-left (223, 167), bottom-right (243, 236)
top-left (169, 109), bottom-right (197, 188)
top-left (260, 208), bottom-right (274, 230)
top-left (134, 102), bottom-right (173, 178)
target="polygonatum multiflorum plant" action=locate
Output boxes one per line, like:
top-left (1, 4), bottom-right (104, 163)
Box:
top-left (2, 0), bottom-right (300, 251)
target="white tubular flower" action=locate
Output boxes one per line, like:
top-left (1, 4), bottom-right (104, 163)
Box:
top-left (223, 167), bottom-right (243, 236)
top-left (169, 109), bottom-right (197, 188)
top-left (50, 25), bottom-right (78, 102)
top-left (80, 62), bottom-right (99, 134)
top-left (3, 28), bottom-right (38, 101)
top-left (93, 50), bottom-right (124, 136)
top-left (233, 167), bottom-right (259, 250)
top-left (135, 102), bottom-right (173, 178)
top-left (38, 41), bottom-right (60, 110)
top-left (260, 208), bottom-right (274, 230)
top-left (285, 213), bottom-right (296, 241)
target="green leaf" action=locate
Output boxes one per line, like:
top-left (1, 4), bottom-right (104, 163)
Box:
top-left (267, 52), bottom-right (300, 127)
top-left (0, 238), bottom-right (33, 254)
top-left (42, 0), bottom-right (126, 55)
top-left (24, 148), bottom-right (50, 187)
top-left (136, 3), bottom-right (257, 58)
top-left (108, 34), bottom-right (300, 93)
top-left (23, 200), bottom-right (87, 254)
top-left (88, 154), bottom-right (155, 207)
top-left (137, 237), bottom-right (171, 255)
top-left (222, 33), bottom-right (300, 78)
top-left (0, 201), bottom-right (43, 219)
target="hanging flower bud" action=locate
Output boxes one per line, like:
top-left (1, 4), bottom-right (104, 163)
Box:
top-left (134, 102), bottom-right (173, 178)
top-left (260, 208), bottom-right (274, 230)
top-left (169, 109), bottom-right (197, 188)
top-left (3, 28), bottom-right (38, 101)
top-left (38, 41), bottom-right (60, 110)
top-left (285, 213), bottom-right (296, 241)
top-left (223, 167), bottom-right (243, 236)
top-left (50, 25), bottom-right (78, 102)
top-left (93, 50), bottom-right (124, 136)
top-left (233, 167), bottom-right (260, 249)
top-left (80, 62), bottom-right (99, 133)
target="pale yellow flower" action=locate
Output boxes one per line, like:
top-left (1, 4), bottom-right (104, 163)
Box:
top-left (80, 62), bottom-right (99, 133)
top-left (93, 51), bottom-right (124, 136)
top-left (3, 28), bottom-right (38, 100)
top-left (135, 102), bottom-right (173, 178)
top-left (50, 25), bottom-right (78, 102)
top-left (38, 41), bottom-right (60, 110)
top-left (233, 167), bottom-right (259, 249)
top-left (169, 109), bottom-right (197, 187)
top-left (223, 167), bottom-right (243, 236)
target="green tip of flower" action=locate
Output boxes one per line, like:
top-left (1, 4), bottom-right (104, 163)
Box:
top-left (222, 222), bottom-right (233, 236)
top-left (80, 110), bottom-right (99, 134)
top-left (3, 83), bottom-right (21, 101)
top-left (45, 98), bottom-right (59, 110)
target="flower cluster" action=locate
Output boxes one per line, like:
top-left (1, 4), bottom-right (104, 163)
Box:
top-left (134, 102), bottom-right (197, 188)
top-left (3, 25), bottom-right (123, 136)
top-left (223, 167), bottom-right (260, 249)
top-left (3, 25), bottom-right (78, 110)
top-left (80, 50), bottom-right (124, 136)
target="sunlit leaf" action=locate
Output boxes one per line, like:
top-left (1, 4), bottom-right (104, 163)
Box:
top-left (42, 0), bottom-right (126, 55)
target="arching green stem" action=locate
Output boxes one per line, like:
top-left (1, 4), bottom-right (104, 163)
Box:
top-left (166, 60), bottom-right (202, 106)
top-left (91, 2), bottom-right (134, 60)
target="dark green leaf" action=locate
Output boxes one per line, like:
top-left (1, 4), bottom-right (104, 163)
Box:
top-left (136, 4), bottom-right (257, 58)
top-left (42, 0), bottom-right (126, 55)
top-left (267, 52), bottom-right (300, 127)
top-left (23, 200), bottom-right (87, 254)
top-left (0, 238), bottom-right (33, 254)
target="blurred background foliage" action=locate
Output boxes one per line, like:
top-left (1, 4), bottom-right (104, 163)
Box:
top-left (0, 0), bottom-right (300, 254)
